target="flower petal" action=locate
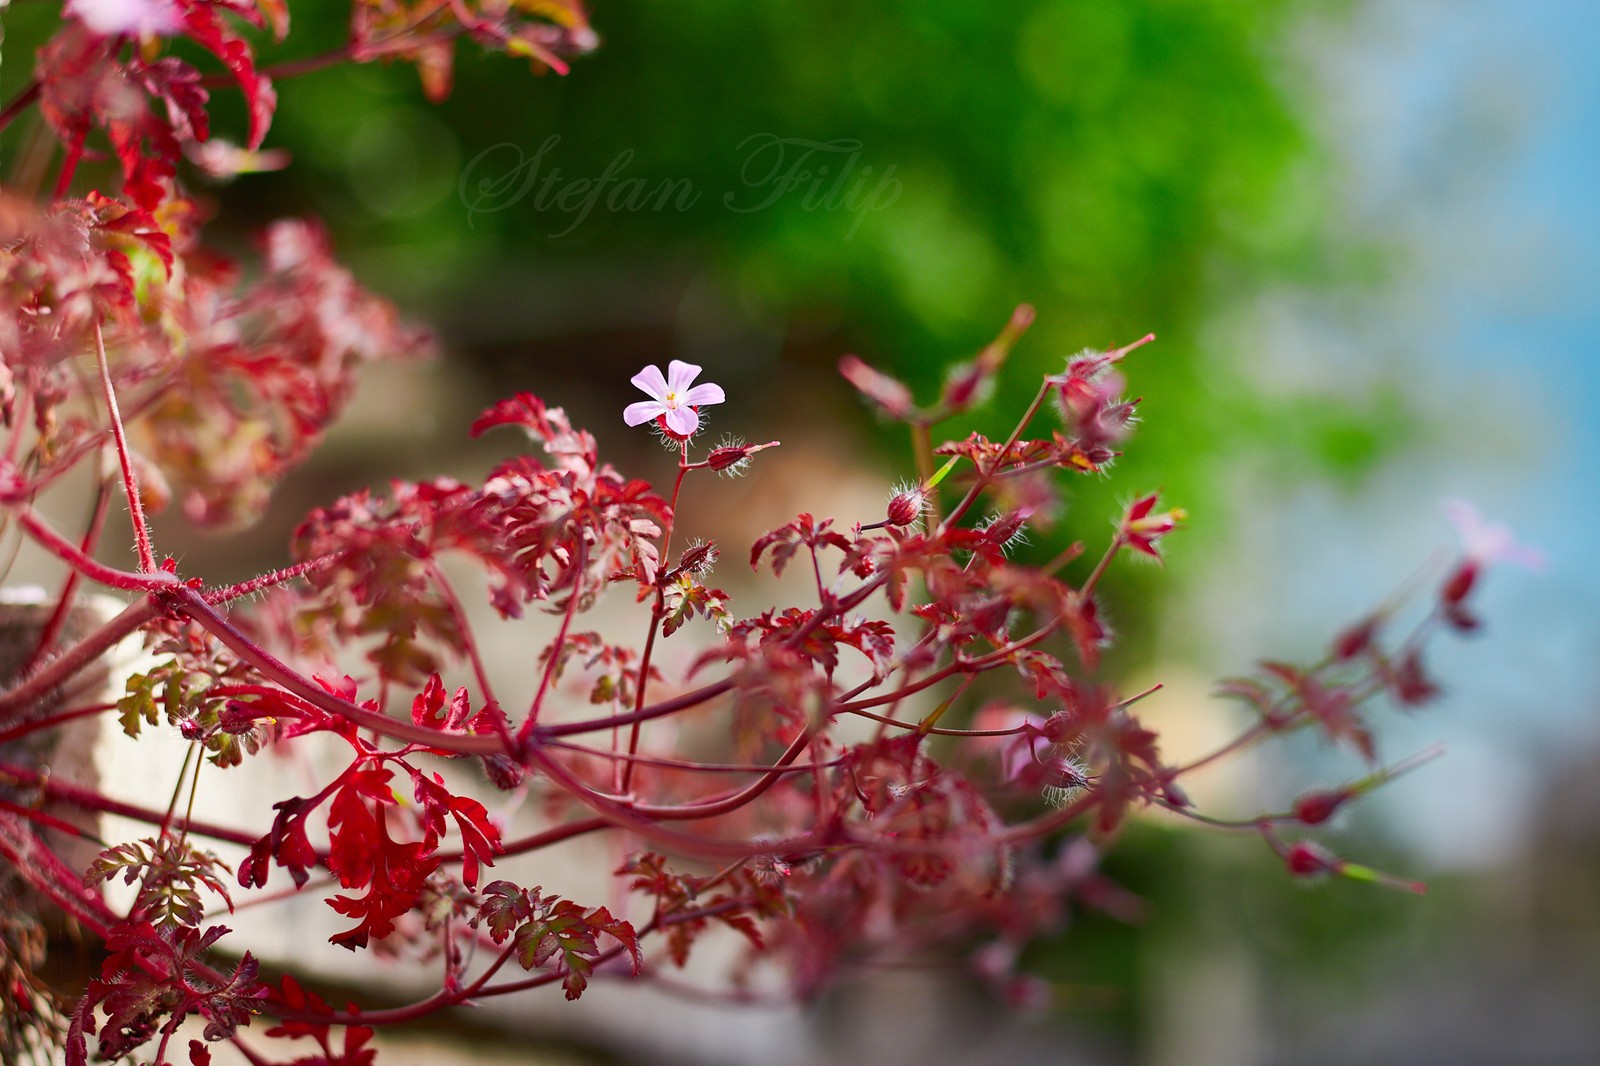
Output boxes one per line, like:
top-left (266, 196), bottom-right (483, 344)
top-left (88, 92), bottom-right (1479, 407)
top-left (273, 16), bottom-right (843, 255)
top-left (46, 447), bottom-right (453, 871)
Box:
top-left (631, 364), bottom-right (669, 399)
top-left (664, 404), bottom-right (700, 436)
top-left (666, 360), bottom-right (702, 394)
top-left (681, 382), bottom-right (725, 407)
top-left (624, 401), bottom-right (666, 426)
top-left (1442, 498), bottom-right (1544, 571)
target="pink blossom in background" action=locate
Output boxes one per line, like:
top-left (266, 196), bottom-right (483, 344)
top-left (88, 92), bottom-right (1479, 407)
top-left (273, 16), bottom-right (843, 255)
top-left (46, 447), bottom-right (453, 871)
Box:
top-left (66, 0), bottom-right (183, 38)
top-left (1443, 499), bottom-right (1546, 571)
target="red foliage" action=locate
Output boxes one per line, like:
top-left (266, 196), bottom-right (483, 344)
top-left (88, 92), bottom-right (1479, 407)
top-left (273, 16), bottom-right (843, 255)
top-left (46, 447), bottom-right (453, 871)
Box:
top-left (0, 8), bottom-right (1519, 1065)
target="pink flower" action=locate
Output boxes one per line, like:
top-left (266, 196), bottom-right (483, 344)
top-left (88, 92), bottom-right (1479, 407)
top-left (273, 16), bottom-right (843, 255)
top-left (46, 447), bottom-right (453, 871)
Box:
top-left (1438, 499), bottom-right (1543, 631)
top-left (1442, 499), bottom-right (1545, 571)
top-left (623, 360), bottom-right (725, 438)
top-left (66, 0), bottom-right (182, 37)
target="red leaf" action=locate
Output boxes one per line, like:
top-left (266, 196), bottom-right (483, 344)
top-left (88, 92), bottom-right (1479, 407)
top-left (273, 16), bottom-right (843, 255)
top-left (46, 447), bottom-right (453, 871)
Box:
top-left (182, 6), bottom-right (276, 149)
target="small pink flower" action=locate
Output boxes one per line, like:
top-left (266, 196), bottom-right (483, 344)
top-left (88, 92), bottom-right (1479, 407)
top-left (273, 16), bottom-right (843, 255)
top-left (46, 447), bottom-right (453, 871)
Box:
top-left (66, 0), bottom-right (182, 37)
top-left (623, 360), bottom-right (725, 438)
top-left (1442, 499), bottom-right (1545, 571)
top-left (1437, 499), bottom-right (1542, 631)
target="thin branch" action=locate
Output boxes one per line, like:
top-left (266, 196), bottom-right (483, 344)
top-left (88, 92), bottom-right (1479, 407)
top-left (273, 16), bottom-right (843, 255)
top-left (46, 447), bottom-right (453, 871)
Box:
top-left (0, 80), bottom-right (41, 135)
top-left (93, 320), bottom-right (157, 573)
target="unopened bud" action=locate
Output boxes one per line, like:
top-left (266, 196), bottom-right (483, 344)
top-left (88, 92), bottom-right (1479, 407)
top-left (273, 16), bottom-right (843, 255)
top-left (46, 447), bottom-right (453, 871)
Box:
top-left (707, 445), bottom-right (750, 471)
top-left (678, 541), bottom-right (718, 574)
top-left (707, 439), bottom-right (779, 474)
top-left (1292, 789), bottom-right (1349, 826)
top-left (1440, 560), bottom-right (1479, 607)
top-left (1285, 840), bottom-right (1338, 878)
top-left (1333, 617), bottom-right (1378, 661)
top-left (885, 487), bottom-right (927, 527)
top-left (984, 510), bottom-right (1028, 548)
top-left (941, 362), bottom-right (989, 412)
top-left (1082, 445), bottom-right (1117, 467)
top-left (1099, 398), bottom-right (1140, 430)
top-left (481, 753), bottom-right (524, 791)
top-left (747, 854), bottom-right (793, 885)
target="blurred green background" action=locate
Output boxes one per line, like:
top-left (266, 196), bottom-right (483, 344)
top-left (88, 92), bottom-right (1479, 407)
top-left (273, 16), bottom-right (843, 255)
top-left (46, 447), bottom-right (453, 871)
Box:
top-left (2, 0), bottom-right (1400, 633)
top-left (228, 0), bottom-right (1400, 669)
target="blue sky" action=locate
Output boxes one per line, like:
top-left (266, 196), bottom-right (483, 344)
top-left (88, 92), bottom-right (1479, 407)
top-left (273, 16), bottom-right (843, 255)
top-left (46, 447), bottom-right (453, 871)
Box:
top-left (1199, 0), bottom-right (1600, 867)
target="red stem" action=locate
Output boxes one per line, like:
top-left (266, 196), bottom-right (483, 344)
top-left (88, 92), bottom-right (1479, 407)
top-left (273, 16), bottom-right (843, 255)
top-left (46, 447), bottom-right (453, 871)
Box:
top-left (547, 736), bottom-right (846, 775)
top-left (0, 594), bottom-right (157, 720)
top-left (15, 505), bottom-right (177, 593)
top-left (204, 552), bottom-right (350, 604)
top-left (0, 760), bottom-right (263, 849)
top-left (93, 319), bottom-right (157, 573)
top-left (0, 818), bottom-right (117, 938)
top-left (536, 678), bottom-right (735, 739)
top-left (22, 476), bottom-right (114, 676)
top-left (0, 80), bottom-right (41, 135)
top-left (0, 702), bottom-right (115, 746)
top-left (621, 445), bottom-right (692, 793)
top-left (428, 561), bottom-right (500, 710)
top-left (173, 588), bottom-right (506, 753)
top-left (521, 743), bottom-right (831, 858)
top-left (523, 539), bottom-right (587, 733)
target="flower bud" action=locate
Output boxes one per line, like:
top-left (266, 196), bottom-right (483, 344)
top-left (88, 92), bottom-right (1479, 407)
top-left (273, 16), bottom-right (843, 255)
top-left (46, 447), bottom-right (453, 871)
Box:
top-left (1292, 789), bottom-right (1349, 826)
top-left (747, 854), bottom-right (793, 886)
top-left (983, 510), bottom-right (1028, 548)
top-left (1333, 617), bottom-right (1378, 661)
top-left (481, 753), bottom-right (524, 791)
top-left (941, 363), bottom-right (990, 413)
top-left (885, 487), bottom-right (927, 527)
top-left (1284, 840), bottom-right (1338, 878)
top-left (677, 540), bottom-right (718, 574)
top-left (707, 445), bottom-right (751, 472)
top-left (707, 439), bottom-right (778, 474)
top-left (1083, 445), bottom-right (1117, 467)
top-left (1440, 560), bottom-right (1479, 607)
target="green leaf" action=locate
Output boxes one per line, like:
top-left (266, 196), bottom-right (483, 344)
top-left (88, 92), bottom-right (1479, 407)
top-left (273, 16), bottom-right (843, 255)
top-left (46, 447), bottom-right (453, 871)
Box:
top-left (117, 673), bottom-right (160, 738)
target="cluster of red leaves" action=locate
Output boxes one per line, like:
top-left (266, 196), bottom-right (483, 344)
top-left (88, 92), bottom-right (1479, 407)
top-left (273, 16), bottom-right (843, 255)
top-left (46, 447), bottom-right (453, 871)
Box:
top-left (286, 393), bottom-right (671, 682)
top-left (619, 852), bottom-right (789, 970)
top-left (0, 190), bottom-right (429, 525)
top-left (64, 922), bottom-right (266, 1066)
top-left (235, 675), bottom-right (503, 950)
top-left (3, 0), bottom-right (601, 529)
top-left (36, 1), bottom-right (593, 213)
top-left (145, 219), bottom-right (433, 524)
top-left (473, 881), bottom-right (641, 1000)
top-left (39, 4), bottom-right (279, 214)
top-left (264, 974), bottom-right (376, 1066)
top-left (1, 313), bottom-right (1511, 1066)
top-left (353, 0), bottom-right (599, 101)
